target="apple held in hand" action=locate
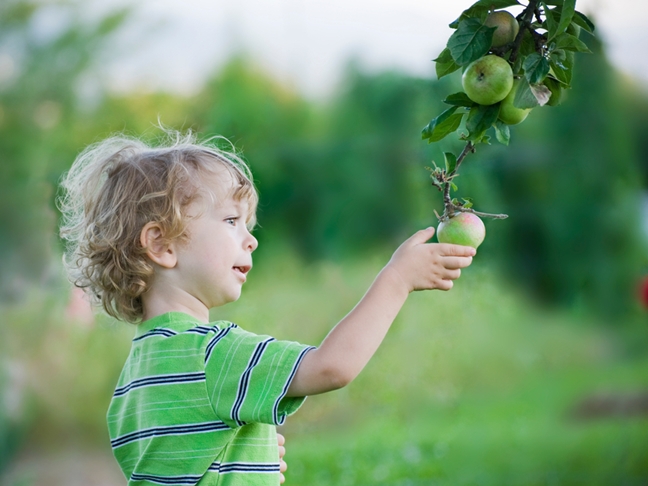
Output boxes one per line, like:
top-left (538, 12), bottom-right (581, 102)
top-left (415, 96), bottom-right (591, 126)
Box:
top-left (498, 78), bottom-right (532, 125)
top-left (462, 55), bottom-right (513, 106)
top-left (485, 10), bottom-right (520, 47)
top-left (437, 212), bottom-right (485, 249)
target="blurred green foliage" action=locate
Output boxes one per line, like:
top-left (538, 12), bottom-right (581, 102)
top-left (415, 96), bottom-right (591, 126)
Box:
top-left (0, 0), bottom-right (129, 297)
top-left (1, 1), bottom-right (646, 317)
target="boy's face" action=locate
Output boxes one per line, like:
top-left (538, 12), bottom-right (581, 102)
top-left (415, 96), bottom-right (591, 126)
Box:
top-left (174, 172), bottom-right (258, 309)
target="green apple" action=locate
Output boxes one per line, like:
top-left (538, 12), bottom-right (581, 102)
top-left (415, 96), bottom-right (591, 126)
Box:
top-left (485, 10), bottom-right (520, 47)
top-left (462, 55), bottom-right (513, 106)
top-left (498, 78), bottom-right (532, 125)
top-left (437, 212), bottom-right (485, 249)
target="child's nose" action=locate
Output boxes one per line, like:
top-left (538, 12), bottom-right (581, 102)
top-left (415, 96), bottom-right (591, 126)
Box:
top-left (246, 233), bottom-right (258, 252)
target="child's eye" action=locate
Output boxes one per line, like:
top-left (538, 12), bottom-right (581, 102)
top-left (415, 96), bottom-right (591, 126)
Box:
top-left (225, 217), bottom-right (238, 225)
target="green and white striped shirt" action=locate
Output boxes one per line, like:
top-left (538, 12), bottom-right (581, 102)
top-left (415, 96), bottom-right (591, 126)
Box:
top-left (107, 312), bottom-right (313, 485)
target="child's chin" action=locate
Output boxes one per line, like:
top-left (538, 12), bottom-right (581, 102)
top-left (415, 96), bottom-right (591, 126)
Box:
top-left (219, 289), bottom-right (242, 306)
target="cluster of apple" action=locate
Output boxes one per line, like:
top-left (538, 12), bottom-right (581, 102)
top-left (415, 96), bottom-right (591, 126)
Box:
top-left (422, 0), bottom-right (595, 249)
top-left (462, 10), bottom-right (556, 127)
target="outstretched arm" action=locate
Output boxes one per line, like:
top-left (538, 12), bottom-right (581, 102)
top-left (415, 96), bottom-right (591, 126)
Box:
top-left (286, 227), bottom-right (475, 397)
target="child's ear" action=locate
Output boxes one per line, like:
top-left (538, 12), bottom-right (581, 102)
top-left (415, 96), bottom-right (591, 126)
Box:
top-left (140, 222), bottom-right (177, 269)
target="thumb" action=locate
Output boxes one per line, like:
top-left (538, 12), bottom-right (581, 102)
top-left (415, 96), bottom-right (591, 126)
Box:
top-left (408, 226), bottom-right (436, 245)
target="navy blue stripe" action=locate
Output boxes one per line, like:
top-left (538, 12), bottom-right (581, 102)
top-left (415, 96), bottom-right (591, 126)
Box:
top-left (273, 346), bottom-right (315, 425)
top-left (113, 372), bottom-right (205, 398)
top-left (130, 473), bottom-right (201, 485)
top-left (232, 338), bottom-right (274, 426)
top-left (133, 328), bottom-right (177, 342)
top-left (205, 324), bottom-right (236, 363)
top-left (111, 421), bottom-right (229, 448)
top-left (185, 325), bottom-right (218, 335)
top-left (208, 462), bottom-right (280, 473)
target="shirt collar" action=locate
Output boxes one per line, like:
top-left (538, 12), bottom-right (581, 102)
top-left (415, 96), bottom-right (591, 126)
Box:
top-left (135, 312), bottom-right (203, 338)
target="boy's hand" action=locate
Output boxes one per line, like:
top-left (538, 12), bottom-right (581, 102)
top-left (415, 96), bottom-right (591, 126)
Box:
top-left (384, 227), bottom-right (475, 292)
top-left (277, 432), bottom-right (287, 484)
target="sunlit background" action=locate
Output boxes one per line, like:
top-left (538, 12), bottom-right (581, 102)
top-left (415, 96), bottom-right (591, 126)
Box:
top-left (1, 0), bottom-right (647, 484)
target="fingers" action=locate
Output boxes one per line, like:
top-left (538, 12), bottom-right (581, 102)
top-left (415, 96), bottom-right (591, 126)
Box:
top-left (277, 432), bottom-right (287, 483)
top-left (407, 227), bottom-right (436, 246)
top-left (437, 279), bottom-right (454, 291)
top-left (279, 455), bottom-right (287, 484)
top-left (437, 243), bottom-right (477, 257)
top-left (442, 256), bottom-right (473, 270)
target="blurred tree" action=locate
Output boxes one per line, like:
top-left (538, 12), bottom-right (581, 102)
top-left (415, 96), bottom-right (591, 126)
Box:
top-left (461, 34), bottom-right (647, 318)
top-left (192, 58), bottom-right (452, 258)
top-left (0, 0), bottom-right (128, 299)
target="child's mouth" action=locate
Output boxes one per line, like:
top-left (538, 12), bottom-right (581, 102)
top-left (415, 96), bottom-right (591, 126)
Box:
top-left (233, 265), bottom-right (251, 280)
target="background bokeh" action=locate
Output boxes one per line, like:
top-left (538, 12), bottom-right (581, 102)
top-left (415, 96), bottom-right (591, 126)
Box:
top-left (1, 0), bottom-right (647, 484)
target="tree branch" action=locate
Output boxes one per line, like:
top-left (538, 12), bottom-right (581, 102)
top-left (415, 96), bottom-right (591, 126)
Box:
top-left (510, 0), bottom-right (539, 64)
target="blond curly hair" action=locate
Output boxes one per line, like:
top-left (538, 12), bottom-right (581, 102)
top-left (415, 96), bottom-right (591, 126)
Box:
top-left (58, 130), bottom-right (258, 323)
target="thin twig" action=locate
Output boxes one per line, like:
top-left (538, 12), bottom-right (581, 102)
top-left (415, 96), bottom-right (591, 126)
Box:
top-left (452, 141), bottom-right (474, 175)
top-left (457, 207), bottom-right (508, 219)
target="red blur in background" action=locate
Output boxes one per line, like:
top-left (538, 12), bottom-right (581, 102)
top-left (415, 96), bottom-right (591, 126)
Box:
top-left (640, 276), bottom-right (648, 309)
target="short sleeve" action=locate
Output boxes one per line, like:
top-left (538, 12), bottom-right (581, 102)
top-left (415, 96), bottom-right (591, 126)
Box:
top-left (204, 324), bottom-right (314, 428)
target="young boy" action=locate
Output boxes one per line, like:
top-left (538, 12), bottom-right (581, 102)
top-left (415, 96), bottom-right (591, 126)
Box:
top-left (58, 131), bottom-right (475, 485)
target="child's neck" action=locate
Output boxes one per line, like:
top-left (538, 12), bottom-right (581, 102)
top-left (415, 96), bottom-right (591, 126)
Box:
top-left (142, 285), bottom-right (210, 323)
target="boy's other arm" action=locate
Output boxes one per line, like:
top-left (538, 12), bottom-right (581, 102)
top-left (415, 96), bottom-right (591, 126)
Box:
top-left (286, 227), bottom-right (475, 397)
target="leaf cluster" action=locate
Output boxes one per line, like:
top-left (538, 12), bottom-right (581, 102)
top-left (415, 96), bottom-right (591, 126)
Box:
top-left (424, 0), bottom-right (594, 146)
top-left (421, 0), bottom-right (595, 220)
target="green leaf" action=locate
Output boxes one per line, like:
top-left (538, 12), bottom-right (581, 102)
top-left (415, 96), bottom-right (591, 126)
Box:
top-left (494, 120), bottom-right (511, 146)
top-left (554, 32), bottom-right (591, 53)
top-left (443, 92), bottom-right (476, 107)
top-left (474, 0), bottom-right (521, 7)
top-left (554, 0), bottom-right (576, 40)
top-left (461, 197), bottom-right (474, 209)
top-left (449, 6), bottom-right (489, 29)
top-left (448, 18), bottom-right (496, 66)
top-left (444, 152), bottom-right (458, 174)
top-left (547, 0), bottom-right (575, 41)
top-left (550, 50), bottom-right (575, 86)
top-left (451, 183), bottom-right (459, 192)
top-left (523, 53), bottom-right (551, 85)
top-left (572, 10), bottom-right (595, 33)
top-left (513, 77), bottom-right (539, 109)
top-left (422, 107), bottom-right (464, 143)
top-left (550, 49), bottom-right (567, 63)
top-left (543, 3), bottom-right (559, 38)
top-left (434, 47), bottom-right (461, 79)
top-left (466, 104), bottom-right (500, 142)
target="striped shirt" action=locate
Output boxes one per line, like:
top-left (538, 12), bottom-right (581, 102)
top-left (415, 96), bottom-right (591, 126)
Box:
top-left (107, 312), bottom-right (313, 485)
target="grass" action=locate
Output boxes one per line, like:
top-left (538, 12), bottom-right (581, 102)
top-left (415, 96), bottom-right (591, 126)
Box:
top-left (1, 250), bottom-right (647, 484)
